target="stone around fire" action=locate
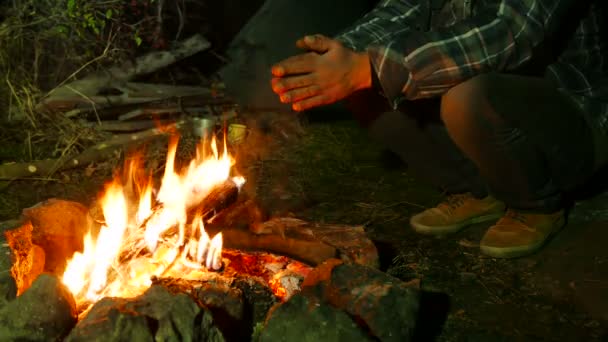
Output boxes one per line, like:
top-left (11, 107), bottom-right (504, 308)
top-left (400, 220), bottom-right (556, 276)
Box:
top-left (0, 273), bottom-right (16, 307)
top-left (22, 199), bottom-right (93, 275)
top-left (302, 260), bottom-right (421, 342)
top-left (260, 293), bottom-right (372, 342)
top-left (66, 285), bottom-right (225, 342)
top-left (0, 274), bottom-right (77, 341)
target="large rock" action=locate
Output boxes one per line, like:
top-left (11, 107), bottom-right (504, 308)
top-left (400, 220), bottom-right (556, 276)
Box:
top-left (66, 285), bottom-right (224, 342)
top-left (0, 274), bottom-right (77, 341)
top-left (218, 0), bottom-right (375, 111)
top-left (303, 259), bottom-right (421, 342)
top-left (22, 199), bottom-right (93, 275)
top-left (260, 293), bottom-right (371, 341)
top-left (4, 221), bottom-right (46, 295)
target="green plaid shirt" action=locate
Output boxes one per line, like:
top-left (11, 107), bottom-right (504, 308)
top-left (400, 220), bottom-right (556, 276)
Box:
top-left (335, 0), bottom-right (608, 144)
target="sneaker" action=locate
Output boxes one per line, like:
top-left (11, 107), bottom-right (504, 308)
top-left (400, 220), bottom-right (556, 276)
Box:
top-left (410, 193), bottom-right (506, 235)
top-left (480, 209), bottom-right (565, 258)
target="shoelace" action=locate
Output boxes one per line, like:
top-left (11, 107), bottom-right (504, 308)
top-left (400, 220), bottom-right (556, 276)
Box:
top-left (438, 193), bottom-right (473, 214)
top-left (504, 209), bottom-right (528, 223)
top-left (444, 193), bottom-right (471, 209)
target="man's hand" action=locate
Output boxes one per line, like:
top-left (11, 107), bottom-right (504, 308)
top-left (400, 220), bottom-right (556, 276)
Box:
top-left (271, 34), bottom-right (371, 112)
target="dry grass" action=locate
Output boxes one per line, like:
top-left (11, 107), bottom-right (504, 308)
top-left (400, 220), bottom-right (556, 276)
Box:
top-left (0, 0), bottom-right (160, 166)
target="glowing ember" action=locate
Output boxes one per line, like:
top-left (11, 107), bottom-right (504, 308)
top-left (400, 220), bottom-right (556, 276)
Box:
top-left (62, 135), bottom-right (243, 306)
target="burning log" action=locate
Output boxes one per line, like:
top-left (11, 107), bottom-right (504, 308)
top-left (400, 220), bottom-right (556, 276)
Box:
top-left (123, 177), bottom-right (242, 258)
top-left (208, 199), bottom-right (267, 233)
top-left (213, 228), bottom-right (337, 266)
top-left (193, 178), bottom-right (242, 222)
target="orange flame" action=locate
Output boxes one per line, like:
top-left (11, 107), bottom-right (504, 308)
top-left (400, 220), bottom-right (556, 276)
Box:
top-left (62, 136), bottom-right (242, 306)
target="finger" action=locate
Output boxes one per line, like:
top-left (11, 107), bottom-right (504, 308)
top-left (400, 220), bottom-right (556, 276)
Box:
top-left (300, 34), bottom-right (332, 53)
top-left (292, 94), bottom-right (331, 111)
top-left (296, 38), bottom-right (308, 50)
top-left (271, 75), bottom-right (315, 93)
top-left (280, 85), bottom-right (321, 103)
top-left (271, 53), bottom-right (316, 77)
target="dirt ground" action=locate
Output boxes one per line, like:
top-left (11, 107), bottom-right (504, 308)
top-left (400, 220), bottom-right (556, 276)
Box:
top-left (1, 113), bottom-right (607, 341)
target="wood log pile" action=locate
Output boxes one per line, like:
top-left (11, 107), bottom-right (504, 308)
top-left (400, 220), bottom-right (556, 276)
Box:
top-left (0, 34), bottom-right (239, 181)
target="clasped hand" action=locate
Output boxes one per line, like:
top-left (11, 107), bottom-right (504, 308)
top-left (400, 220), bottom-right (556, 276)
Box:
top-left (270, 34), bottom-right (371, 112)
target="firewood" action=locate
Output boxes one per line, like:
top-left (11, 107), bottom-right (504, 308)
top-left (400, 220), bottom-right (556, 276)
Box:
top-left (0, 122), bottom-right (185, 180)
top-left (256, 218), bottom-right (379, 268)
top-left (118, 106), bottom-right (209, 121)
top-left (36, 34), bottom-right (211, 113)
top-left (83, 120), bottom-right (173, 132)
top-left (119, 177), bottom-right (242, 260)
top-left (205, 228), bottom-right (337, 266)
top-left (207, 199), bottom-right (267, 232)
top-left (80, 94), bottom-right (234, 121)
top-left (193, 179), bottom-right (241, 222)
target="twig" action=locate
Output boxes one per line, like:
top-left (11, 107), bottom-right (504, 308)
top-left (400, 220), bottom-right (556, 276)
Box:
top-left (175, 0), bottom-right (185, 41)
top-left (5, 75), bottom-right (35, 128)
top-left (156, 0), bottom-right (164, 43)
top-left (84, 120), bottom-right (169, 132)
top-left (65, 84), bottom-right (102, 125)
top-left (382, 200), bottom-right (427, 210)
top-left (0, 121), bottom-right (185, 180)
top-left (478, 276), bottom-right (504, 304)
top-left (46, 29), bottom-right (115, 97)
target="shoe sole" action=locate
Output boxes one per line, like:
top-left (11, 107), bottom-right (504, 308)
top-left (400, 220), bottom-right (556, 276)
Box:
top-left (480, 240), bottom-right (546, 259)
top-left (480, 218), bottom-right (566, 259)
top-left (410, 212), bottom-right (503, 236)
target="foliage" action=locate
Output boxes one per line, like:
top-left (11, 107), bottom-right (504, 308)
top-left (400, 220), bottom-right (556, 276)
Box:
top-left (250, 321), bottom-right (264, 341)
top-left (0, 0), bottom-right (167, 162)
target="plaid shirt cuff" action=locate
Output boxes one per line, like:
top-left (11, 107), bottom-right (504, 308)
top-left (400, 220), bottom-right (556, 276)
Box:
top-left (368, 44), bottom-right (412, 109)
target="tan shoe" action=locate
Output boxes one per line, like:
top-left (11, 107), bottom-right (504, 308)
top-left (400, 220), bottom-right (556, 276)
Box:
top-left (480, 209), bottom-right (565, 258)
top-left (410, 193), bottom-right (505, 235)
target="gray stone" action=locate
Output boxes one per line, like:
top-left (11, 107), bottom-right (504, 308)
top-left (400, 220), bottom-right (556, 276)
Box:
top-left (260, 293), bottom-right (371, 342)
top-left (303, 260), bottom-right (421, 342)
top-left (0, 237), bottom-right (16, 307)
top-left (0, 274), bottom-right (77, 341)
top-left (218, 0), bottom-right (374, 111)
top-left (0, 273), bottom-right (17, 307)
top-left (66, 285), bottom-right (224, 342)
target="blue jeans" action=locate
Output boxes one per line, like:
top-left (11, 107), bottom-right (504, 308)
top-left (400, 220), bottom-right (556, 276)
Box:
top-left (349, 73), bottom-right (597, 212)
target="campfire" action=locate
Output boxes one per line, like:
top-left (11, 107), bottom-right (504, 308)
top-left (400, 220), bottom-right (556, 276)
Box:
top-left (2, 131), bottom-right (390, 341)
top-left (62, 134), bottom-right (245, 307)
